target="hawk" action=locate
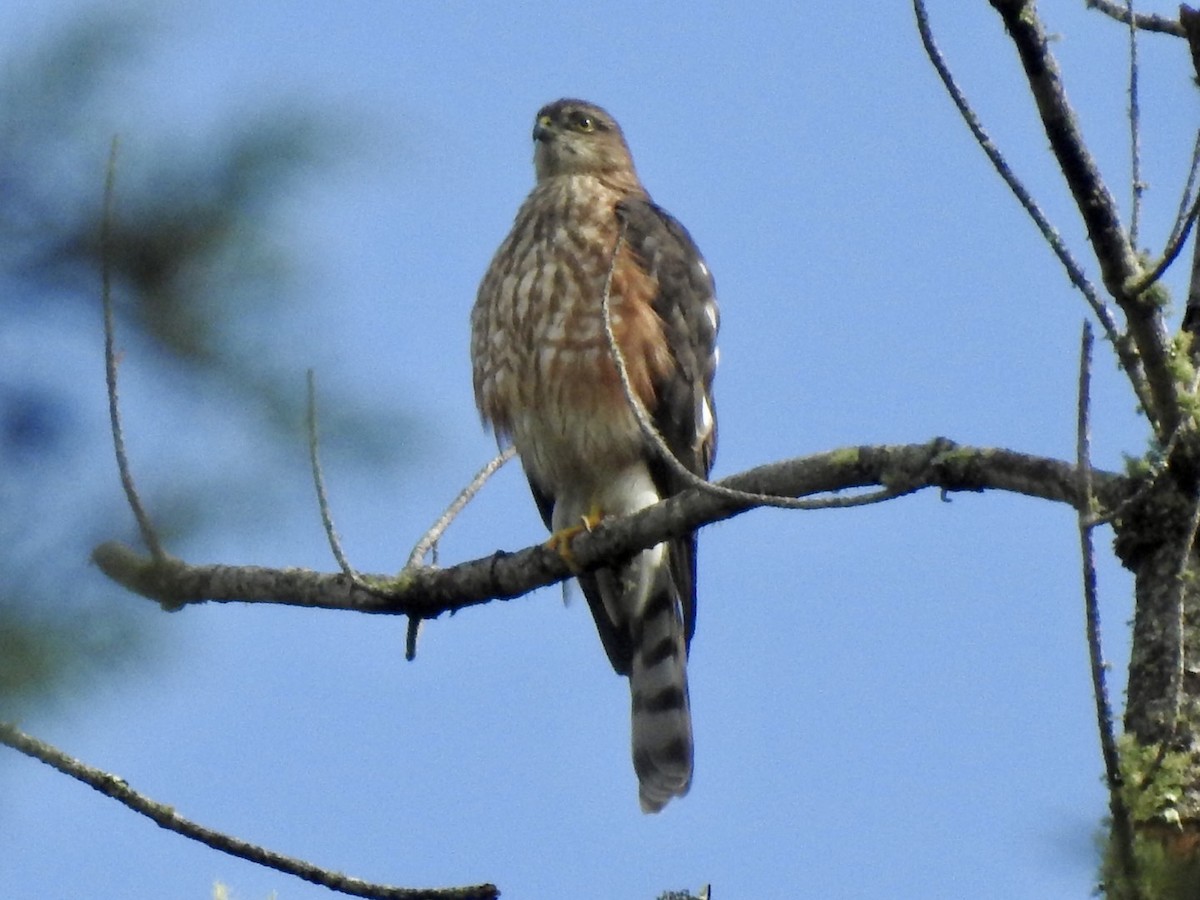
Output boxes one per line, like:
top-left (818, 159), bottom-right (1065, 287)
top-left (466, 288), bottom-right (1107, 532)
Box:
top-left (470, 98), bottom-right (719, 813)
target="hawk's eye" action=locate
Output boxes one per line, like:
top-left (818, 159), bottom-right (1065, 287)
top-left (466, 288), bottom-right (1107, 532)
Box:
top-left (574, 114), bottom-right (596, 133)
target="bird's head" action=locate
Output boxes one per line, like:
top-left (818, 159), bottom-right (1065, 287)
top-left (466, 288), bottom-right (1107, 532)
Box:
top-left (532, 98), bottom-right (637, 182)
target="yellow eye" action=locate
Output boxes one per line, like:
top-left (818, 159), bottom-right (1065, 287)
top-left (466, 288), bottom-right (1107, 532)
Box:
top-left (574, 114), bottom-right (595, 132)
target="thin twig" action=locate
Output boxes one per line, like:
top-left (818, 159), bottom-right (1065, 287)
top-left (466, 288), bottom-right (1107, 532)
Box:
top-left (1189, 189), bottom-right (1200, 332)
top-left (914, 0), bottom-right (1156, 423)
top-left (1135, 130), bottom-right (1200, 296)
top-left (1086, 0), bottom-right (1186, 36)
top-left (1127, 0), bottom-right (1144, 250)
top-left (406, 446), bottom-right (516, 569)
top-left (0, 722), bottom-right (498, 900)
top-left (599, 222), bottom-right (914, 512)
top-left (1131, 193), bottom-right (1200, 297)
top-left (101, 137), bottom-right (165, 561)
top-left (405, 617), bottom-right (421, 662)
top-left (306, 369), bottom-right (363, 583)
top-left (1075, 321), bottom-right (1140, 892)
top-left (401, 445), bottom-right (515, 661)
top-left (1187, 133), bottom-right (1200, 332)
top-left (1170, 131), bottom-right (1200, 247)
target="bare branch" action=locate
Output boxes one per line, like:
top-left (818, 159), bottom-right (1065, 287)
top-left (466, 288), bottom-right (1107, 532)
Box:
top-left (1183, 6), bottom-right (1200, 84)
top-left (400, 445), bottom-right (514, 660)
top-left (405, 616), bottom-right (421, 662)
top-left (1076, 321), bottom-right (1141, 891)
top-left (1188, 207), bottom-right (1200, 332)
top-left (913, 0), bottom-right (1154, 421)
top-left (1134, 131), bottom-right (1200, 298)
top-left (1170, 131), bottom-right (1200, 250)
top-left (1175, 133), bottom-right (1200, 331)
top-left (0, 722), bottom-right (498, 900)
top-left (1135, 194), bottom-right (1200, 299)
top-left (93, 440), bottom-right (1132, 617)
top-left (1086, 0), bottom-right (1186, 36)
top-left (1127, 0), bottom-right (1145, 250)
top-left (101, 137), bottom-right (165, 561)
top-left (407, 446), bottom-right (515, 569)
top-left (307, 369), bottom-right (364, 583)
top-left (989, 0), bottom-right (1178, 436)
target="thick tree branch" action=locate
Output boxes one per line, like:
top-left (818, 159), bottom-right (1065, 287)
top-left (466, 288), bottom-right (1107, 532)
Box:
top-left (94, 439), bottom-right (1131, 616)
top-left (991, 0), bottom-right (1178, 436)
top-left (1183, 6), bottom-right (1200, 83)
top-left (0, 722), bottom-right (498, 900)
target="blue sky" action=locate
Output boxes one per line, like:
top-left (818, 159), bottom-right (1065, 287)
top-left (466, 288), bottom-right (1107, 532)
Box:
top-left (3, 2), bottom-right (1197, 898)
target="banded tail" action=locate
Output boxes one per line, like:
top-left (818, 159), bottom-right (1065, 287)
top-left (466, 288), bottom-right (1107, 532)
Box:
top-left (629, 580), bottom-right (693, 813)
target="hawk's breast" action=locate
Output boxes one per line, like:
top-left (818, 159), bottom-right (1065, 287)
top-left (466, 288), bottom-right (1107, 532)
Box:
top-left (471, 174), bottom-right (673, 497)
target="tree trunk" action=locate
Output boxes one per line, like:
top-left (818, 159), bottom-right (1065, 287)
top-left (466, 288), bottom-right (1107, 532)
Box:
top-left (1112, 478), bottom-right (1200, 896)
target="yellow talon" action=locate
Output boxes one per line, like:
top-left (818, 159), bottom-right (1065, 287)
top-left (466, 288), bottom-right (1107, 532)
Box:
top-left (546, 504), bottom-right (604, 572)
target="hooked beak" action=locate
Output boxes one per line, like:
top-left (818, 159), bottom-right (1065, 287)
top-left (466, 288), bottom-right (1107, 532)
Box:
top-left (532, 115), bottom-right (554, 143)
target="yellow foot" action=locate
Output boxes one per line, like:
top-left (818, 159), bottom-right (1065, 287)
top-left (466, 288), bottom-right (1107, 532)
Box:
top-left (546, 505), bottom-right (604, 572)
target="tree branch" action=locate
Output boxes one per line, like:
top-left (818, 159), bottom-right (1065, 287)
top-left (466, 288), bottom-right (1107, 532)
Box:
top-left (93, 439), bottom-right (1131, 617)
top-left (1076, 321), bottom-right (1141, 891)
top-left (1127, 0), bottom-right (1145, 251)
top-left (1188, 208), bottom-right (1200, 334)
top-left (1086, 0), bottom-right (1186, 37)
top-left (307, 368), bottom-right (364, 584)
top-left (991, 0), bottom-right (1178, 436)
top-left (914, 0), bottom-right (1154, 423)
top-left (1182, 5), bottom-right (1200, 84)
top-left (0, 722), bottom-right (498, 900)
top-left (407, 446), bottom-right (515, 569)
top-left (102, 137), bottom-right (166, 561)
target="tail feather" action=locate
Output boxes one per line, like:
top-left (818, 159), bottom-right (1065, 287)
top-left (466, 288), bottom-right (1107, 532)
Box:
top-left (630, 584), bottom-right (693, 813)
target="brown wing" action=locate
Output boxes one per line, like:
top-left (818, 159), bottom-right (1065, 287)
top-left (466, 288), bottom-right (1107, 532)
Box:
top-left (615, 197), bottom-right (719, 650)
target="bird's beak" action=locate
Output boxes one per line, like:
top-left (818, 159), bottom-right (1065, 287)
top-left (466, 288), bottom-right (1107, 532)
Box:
top-left (532, 115), bottom-right (554, 143)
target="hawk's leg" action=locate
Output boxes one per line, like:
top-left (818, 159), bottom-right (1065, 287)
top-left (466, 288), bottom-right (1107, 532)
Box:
top-left (545, 501), bottom-right (605, 572)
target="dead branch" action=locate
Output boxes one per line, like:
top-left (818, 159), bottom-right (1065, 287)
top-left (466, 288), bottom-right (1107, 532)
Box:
top-left (0, 722), bottom-right (497, 900)
top-left (1076, 321), bottom-right (1141, 893)
top-left (914, 0), bottom-right (1153, 419)
top-left (1127, 0), bottom-right (1145, 250)
top-left (1183, 6), bottom-right (1200, 83)
top-left (407, 446), bottom-right (515, 569)
top-left (990, 0), bottom-right (1178, 437)
top-left (306, 368), bottom-right (365, 584)
top-left (1086, 0), bottom-right (1186, 37)
top-left (402, 445), bottom-right (514, 660)
top-left (94, 439), bottom-right (1131, 617)
top-left (102, 137), bottom-right (165, 561)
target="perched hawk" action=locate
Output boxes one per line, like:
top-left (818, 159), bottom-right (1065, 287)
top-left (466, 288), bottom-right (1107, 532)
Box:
top-left (470, 98), bottom-right (719, 813)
